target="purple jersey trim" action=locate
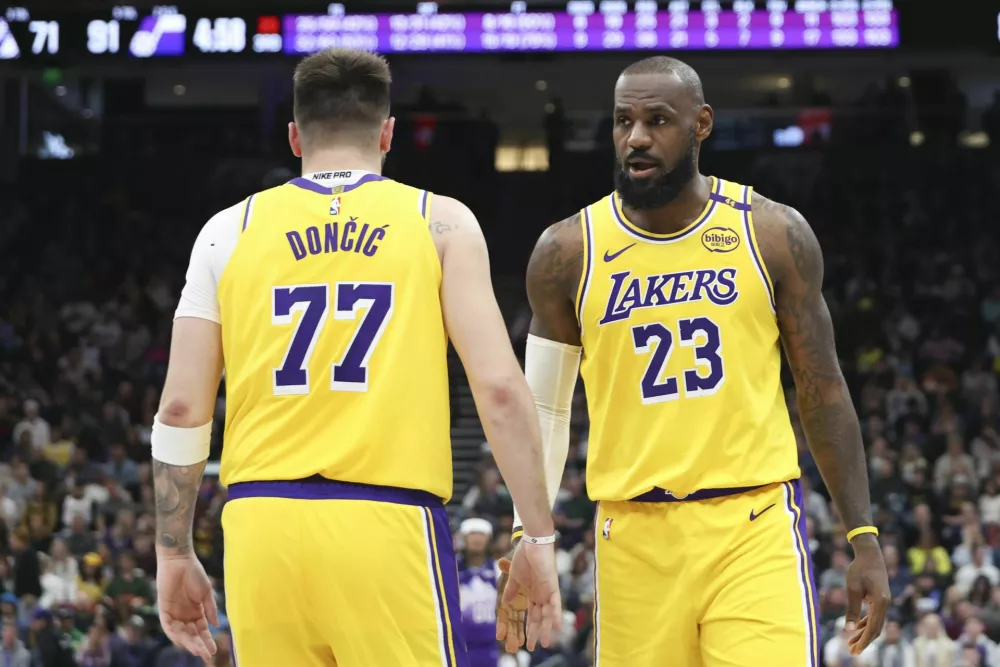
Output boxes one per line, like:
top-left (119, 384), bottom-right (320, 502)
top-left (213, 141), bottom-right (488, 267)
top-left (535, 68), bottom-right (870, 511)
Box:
top-left (226, 476), bottom-right (443, 506)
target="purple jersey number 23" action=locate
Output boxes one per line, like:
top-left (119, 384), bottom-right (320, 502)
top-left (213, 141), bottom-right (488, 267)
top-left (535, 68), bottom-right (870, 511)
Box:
top-left (271, 282), bottom-right (394, 395)
top-left (630, 316), bottom-right (725, 404)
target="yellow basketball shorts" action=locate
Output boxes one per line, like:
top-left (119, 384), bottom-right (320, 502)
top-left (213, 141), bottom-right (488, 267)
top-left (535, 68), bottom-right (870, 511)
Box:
top-left (222, 477), bottom-right (469, 667)
top-left (593, 480), bottom-right (819, 667)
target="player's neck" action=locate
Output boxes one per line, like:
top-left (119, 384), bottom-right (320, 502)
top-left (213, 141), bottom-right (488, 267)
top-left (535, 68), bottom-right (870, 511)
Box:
top-left (301, 148), bottom-right (383, 177)
top-left (621, 173), bottom-right (713, 236)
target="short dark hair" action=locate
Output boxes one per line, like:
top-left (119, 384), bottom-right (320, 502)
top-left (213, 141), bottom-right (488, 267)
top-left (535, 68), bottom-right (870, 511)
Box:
top-left (293, 47), bottom-right (392, 146)
top-left (622, 56), bottom-right (705, 106)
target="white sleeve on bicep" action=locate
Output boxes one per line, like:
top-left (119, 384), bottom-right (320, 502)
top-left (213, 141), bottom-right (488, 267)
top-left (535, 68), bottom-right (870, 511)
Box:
top-left (512, 334), bottom-right (582, 530)
top-left (173, 201), bottom-right (244, 324)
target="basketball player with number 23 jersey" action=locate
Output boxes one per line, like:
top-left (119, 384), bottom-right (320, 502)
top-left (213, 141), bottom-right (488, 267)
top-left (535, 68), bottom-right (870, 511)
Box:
top-left (496, 57), bottom-right (891, 667)
top-left (150, 48), bottom-right (562, 667)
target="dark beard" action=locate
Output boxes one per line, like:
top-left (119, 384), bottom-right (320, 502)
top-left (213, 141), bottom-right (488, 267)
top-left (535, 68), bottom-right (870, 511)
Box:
top-left (613, 132), bottom-right (698, 210)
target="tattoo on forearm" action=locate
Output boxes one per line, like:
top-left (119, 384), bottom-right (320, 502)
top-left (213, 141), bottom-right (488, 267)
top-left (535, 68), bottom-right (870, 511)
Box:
top-left (153, 459), bottom-right (207, 555)
top-left (766, 201), bottom-right (872, 530)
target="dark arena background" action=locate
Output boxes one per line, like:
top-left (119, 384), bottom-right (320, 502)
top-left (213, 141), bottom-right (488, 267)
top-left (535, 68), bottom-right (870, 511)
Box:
top-left (0, 0), bottom-right (998, 664)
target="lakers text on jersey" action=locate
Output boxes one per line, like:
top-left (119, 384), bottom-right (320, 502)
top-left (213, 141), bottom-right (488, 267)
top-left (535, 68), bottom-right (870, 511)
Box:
top-left (577, 179), bottom-right (818, 667)
top-left (576, 177), bottom-right (799, 501)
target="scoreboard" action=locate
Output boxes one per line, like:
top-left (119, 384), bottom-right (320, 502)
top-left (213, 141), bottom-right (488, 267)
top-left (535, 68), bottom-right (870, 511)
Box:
top-left (1, 5), bottom-right (285, 60)
top-left (0, 0), bottom-right (989, 62)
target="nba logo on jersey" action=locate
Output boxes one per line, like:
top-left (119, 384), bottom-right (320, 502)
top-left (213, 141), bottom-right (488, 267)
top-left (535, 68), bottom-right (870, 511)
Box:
top-left (602, 517), bottom-right (613, 540)
top-left (329, 197), bottom-right (341, 215)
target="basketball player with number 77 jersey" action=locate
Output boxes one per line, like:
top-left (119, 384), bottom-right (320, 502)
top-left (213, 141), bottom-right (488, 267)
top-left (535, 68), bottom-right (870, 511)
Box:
top-left (497, 55), bottom-right (889, 667)
top-left (150, 47), bottom-right (561, 667)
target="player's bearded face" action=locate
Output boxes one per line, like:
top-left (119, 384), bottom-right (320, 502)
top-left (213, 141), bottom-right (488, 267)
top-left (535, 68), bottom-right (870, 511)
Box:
top-left (614, 129), bottom-right (697, 210)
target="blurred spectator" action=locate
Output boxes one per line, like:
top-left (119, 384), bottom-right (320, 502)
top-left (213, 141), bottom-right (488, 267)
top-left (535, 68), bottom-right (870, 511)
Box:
top-left (460, 468), bottom-right (512, 525)
top-left (457, 518), bottom-right (499, 667)
top-left (872, 617), bottom-right (914, 666)
top-left (9, 530), bottom-right (40, 600)
top-left (913, 614), bottom-right (957, 665)
top-left (955, 546), bottom-right (1000, 597)
top-left (0, 622), bottom-right (30, 667)
top-left (12, 400), bottom-right (49, 453)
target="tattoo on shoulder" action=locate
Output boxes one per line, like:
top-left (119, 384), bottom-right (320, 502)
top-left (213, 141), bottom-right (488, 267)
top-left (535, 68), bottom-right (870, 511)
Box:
top-left (153, 459), bottom-right (207, 554)
top-left (430, 220), bottom-right (455, 235)
top-left (751, 191), bottom-right (821, 288)
top-left (527, 213), bottom-right (584, 300)
top-left (525, 213), bottom-right (585, 343)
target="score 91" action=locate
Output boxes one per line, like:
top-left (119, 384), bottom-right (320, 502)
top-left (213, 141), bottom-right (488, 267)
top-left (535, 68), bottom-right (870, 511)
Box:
top-left (88, 19), bottom-right (121, 54)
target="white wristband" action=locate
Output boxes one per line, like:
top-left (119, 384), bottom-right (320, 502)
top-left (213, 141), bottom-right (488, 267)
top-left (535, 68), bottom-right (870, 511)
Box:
top-left (521, 533), bottom-right (556, 545)
top-left (151, 414), bottom-right (212, 466)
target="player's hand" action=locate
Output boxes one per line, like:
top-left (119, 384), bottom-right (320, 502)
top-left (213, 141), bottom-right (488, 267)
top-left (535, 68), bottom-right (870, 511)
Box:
top-left (495, 547), bottom-right (527, 653)
top-left (501, 540), bottom-right (562, 651)
top-left (157, 554), bottom-right (219, 661)
top-left (845, 535), bottom-right (891, 656)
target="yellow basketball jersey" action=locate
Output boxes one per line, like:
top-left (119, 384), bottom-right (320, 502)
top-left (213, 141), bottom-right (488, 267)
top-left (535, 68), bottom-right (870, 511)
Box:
top-left (217, 171), bottom-right (452, 499)
top-left (576, 177), bottom-right (799, 501)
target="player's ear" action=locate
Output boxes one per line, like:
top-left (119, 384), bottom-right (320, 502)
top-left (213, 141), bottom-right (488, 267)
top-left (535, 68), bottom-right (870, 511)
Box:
top-left (380, 117), bottom-right (395, 154)
top-left (288, 122), bottom-right (303, 158)
top-left (695, 104), bottom-right (714, 142)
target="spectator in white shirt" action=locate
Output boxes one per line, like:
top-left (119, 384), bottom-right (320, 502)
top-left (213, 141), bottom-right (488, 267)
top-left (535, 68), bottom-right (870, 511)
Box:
top-left (61, 485), bottom-right (93, 528)
top-left (872, 618), bottom-right (915, 667)
top-left (979, 478), bottom-right (1000, 527)
top-left (956, 547), bottom-right (1000, 597)
top-left (0, 484), bottom-right (20, 530)
top-left (39, 538), bottom-right (78, 608)
top-left (5, 462), bottom-right (35, 510)
top-left (912, 614), bottom-right (957, 667)
top-left (957, 616), bottom-right (997, 667)
top-left (824, 616), bottom-right (877, 666)
top-left (11, 400), bottom-right (49, 452)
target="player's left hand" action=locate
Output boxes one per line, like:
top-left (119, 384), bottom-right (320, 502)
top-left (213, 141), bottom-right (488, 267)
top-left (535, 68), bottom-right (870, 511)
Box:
top-left (844, 535), bottom-right (891, 656)
top-left (157, 554), bottom-right (219, 661)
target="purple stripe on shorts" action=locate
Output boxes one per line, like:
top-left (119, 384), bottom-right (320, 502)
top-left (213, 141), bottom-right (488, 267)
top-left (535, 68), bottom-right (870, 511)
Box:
top-left (226, 477), bottom-right (444, 507)
top-left (785, 481), bottom-right (819, 667)
top-left (287, 173), bottom-right (387, 195)
top-left (425, 507), bottom-right (470, 667)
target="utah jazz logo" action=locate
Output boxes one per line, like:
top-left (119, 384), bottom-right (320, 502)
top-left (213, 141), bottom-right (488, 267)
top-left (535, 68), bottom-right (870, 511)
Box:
top-left (701, 226), bottom-right (741, 253)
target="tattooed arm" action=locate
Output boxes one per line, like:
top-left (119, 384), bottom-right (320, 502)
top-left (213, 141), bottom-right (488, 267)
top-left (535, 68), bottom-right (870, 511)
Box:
top-left (526, 214), bottom-right (585, 346)
top-left (154, 316), bottom-right (224, 556)
top-left (754, 192), bottom-right (889, 653)
top-left (753, 194), bottom-right (871, 534)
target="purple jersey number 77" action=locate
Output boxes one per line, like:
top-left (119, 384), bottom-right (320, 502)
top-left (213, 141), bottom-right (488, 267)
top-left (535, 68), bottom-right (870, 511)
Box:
top-left (271, 282), bottom-right (394, 396)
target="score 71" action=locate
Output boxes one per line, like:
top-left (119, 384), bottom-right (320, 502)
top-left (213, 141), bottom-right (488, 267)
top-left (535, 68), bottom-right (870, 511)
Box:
top-left (29, 20), bottom-right (59, 54)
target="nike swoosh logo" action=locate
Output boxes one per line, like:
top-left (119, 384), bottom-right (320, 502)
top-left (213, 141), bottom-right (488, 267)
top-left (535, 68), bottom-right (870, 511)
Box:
top-left (603, 244), bottom-right (636, 262)
top-left (749, 504), bottom-right (776, 521)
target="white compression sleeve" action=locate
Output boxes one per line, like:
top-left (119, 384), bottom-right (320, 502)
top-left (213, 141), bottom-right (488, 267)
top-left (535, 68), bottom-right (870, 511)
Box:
top-left (512, 334), bottom-right (582, 531)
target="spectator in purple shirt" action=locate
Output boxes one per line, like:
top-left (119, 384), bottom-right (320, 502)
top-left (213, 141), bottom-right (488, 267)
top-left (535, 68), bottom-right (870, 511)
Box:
top-left (457, 518), bottom-right (499, 667)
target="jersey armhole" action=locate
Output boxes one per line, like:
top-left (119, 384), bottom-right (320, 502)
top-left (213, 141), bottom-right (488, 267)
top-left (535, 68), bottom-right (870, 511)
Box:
top-left (418, 190), bottom-right (432, 223)
top-left (239, 194), bottom-right (257, 233)
top-left (574, 207), bottom-right (594, 325)
top-left (741, 185), bottom-right (777, 315)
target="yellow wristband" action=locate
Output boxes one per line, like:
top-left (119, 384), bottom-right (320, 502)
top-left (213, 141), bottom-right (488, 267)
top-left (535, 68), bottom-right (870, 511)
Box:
top-left (846, 526), bottom-right (879, 542)
top-left (511, 529), bottom-right (524, 542)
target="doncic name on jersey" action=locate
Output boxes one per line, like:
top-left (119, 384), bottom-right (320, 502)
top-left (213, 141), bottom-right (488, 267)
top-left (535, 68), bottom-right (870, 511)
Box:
top-left (285, 217), bottom-right (390, 260)
top-left (599, 268), bottom-right (739, 325)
